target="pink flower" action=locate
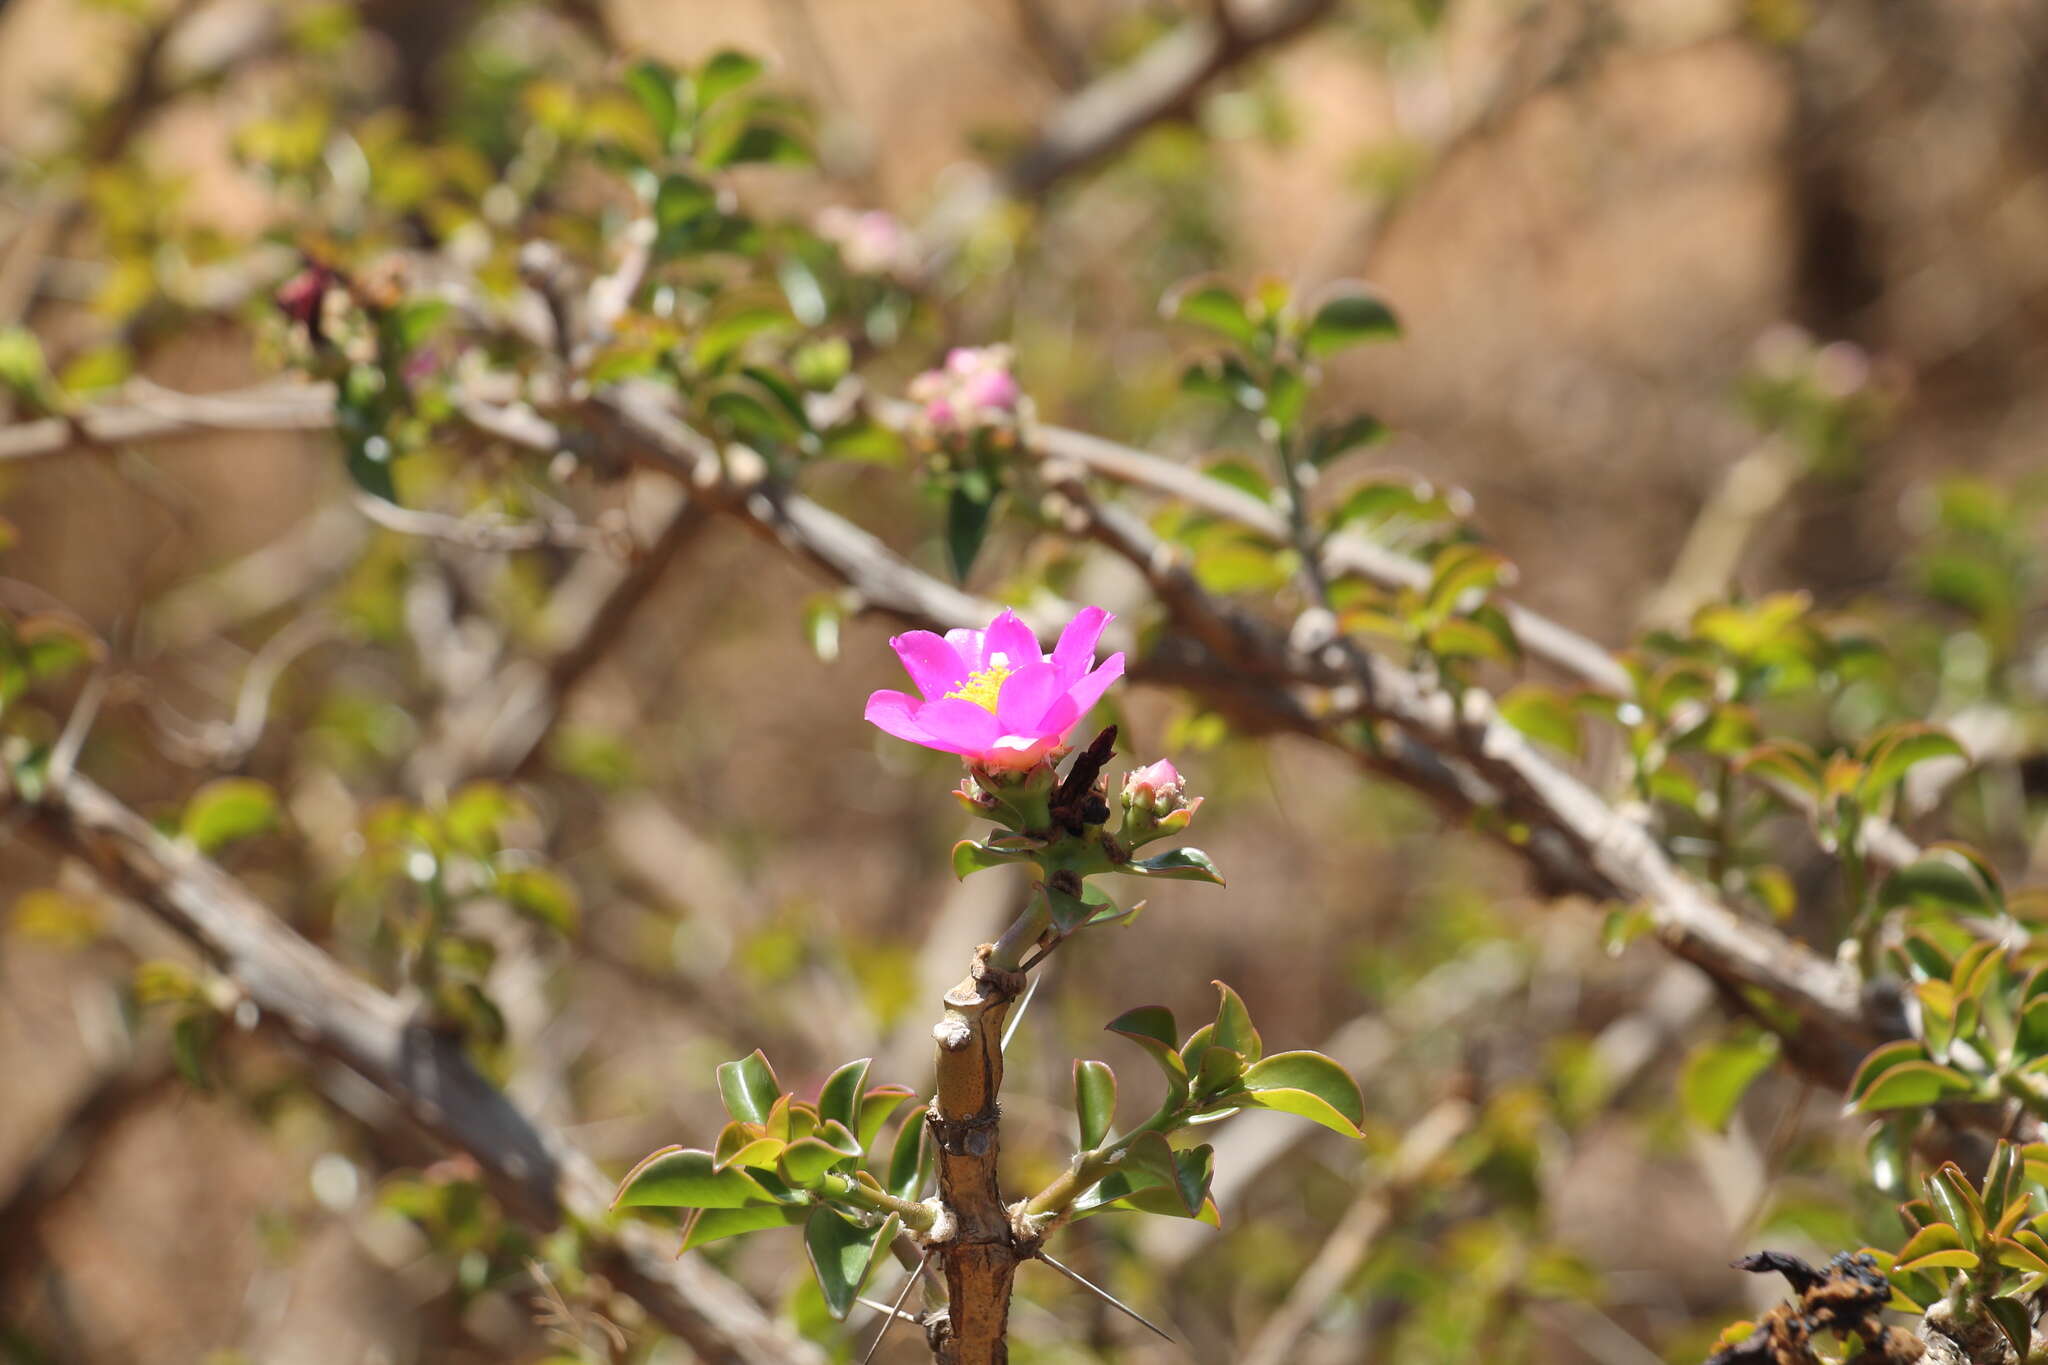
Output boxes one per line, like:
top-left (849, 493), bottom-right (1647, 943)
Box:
top-left (865, 607), bottom-right (1124, 769)
top-left (910, 345), bottom-right (1021, 435)
top-left (960, 366), bottom-right (1019, 413)
top-left (816, 205), bottom-right (917, 279)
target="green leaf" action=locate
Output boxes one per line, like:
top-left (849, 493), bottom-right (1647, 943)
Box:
top-left (1427, 616), bottom-right (1514, 661)
top-left (1106, 1006), bottom-right (1189, 1109)
top-left (1848, 1041), bottom-right (1930, 1102)
top-left (181, 778), bottom-right (279, 854)
top-left (805, 1207), bottom-right (893, 1320)
top-left (781, 1136), bottom-right (853, 1186)
top-left (885, 1109), bottom-right (927, 1200)
top-left (944, 483), bottom-right (999, 582)
top-left (695, 50), bottom-right (764, 110)
top-left (1163, 278), bottom-right (1256, 348)
top-left (654, 172), bottom-right (716, 237)
top-left (951, 838), bottom-right (1033, 880)
top-left (681, 1203), bottom-right (808, 1252)
top-left (1074, 1060), bottom-right (1117, 1150)
top-left (1238, 1051), bottom-right (1365, 1135)
top-left (1265, 367), bottom-right (1307, 433)
top-left (818, 1058), bottom-right (870, 1132)
top-left (1202, 458), bottom-right (1272, 504)
top-left (1892, 1220), bottom-right (1977, 1273)
top-left (713, 1123), bottom-right (783, 1173)
top-left (718, 1051), bottom-right (783, 1125)
top-left (1302, 284), bottom-right (1399, 359)
top-left (1859, 724), bottom-right (1967, 800)
top-left (802, 594), bottom-right (841, 662)
top-left (857, 1085), bottom-right (916, 1152)
top-left (705, 121), bottom-right (809, 168)
top-left (1195, 1045), bottom-right (1246, 1100)
top-left (1497, 685), bottom-right (1582, 756)
top-left (1879, 854), bottom-right (2000, 916)
top-left (1122, 1132), bottom-right (1209, 1216)
top-left (1123, 848), bottom-right (1224, 885)
top-left (1079, 1136), bottom-right (1216, 1222)
top-left (625, 59), bottom-right (683, 148)
top-left (1307, 413), bottom-right (1386, 467)
top-left (1738, 740), bottom-right (1823, 799)
top-left (1987, 1295), bottom-right (2031, 1362)
top-left (1426, 544), bottom-right (1509, 617)
top-left (499, 866), bottom-right (579, 935)
top-left (693, 306), bottom-right (790, 371)
top-left (1993, 1236), bottom-right (2048, 1276)
top-left (1851, 1059), bottom-right (1976, 1113)
top-left (614, 1147), bottom-right (773, 1210)
top-left (1679, 1028), bottom-right (1780, 1132)
top-left (1930, 1163), bottom-right (1990, 1244)
top-left (1180, 354), bottom-right (1264, 411)
top-left (1211, 981), bottom-right (1262, 1065)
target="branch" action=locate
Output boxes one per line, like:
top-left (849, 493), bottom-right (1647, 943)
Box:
top-left (1004, 0), bottom-right (1340, 197)
top-left (0, 377), bottom-right (1896, 1088)
top-left (1238, 1099), bottom-right (1474, 1365)
top-left (12, 770), bottom-right (823, 1365)
top-left (1036, 463), bottom-right (1876, 1080)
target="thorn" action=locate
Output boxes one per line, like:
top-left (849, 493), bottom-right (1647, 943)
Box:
top-left (1033, 1248), bottom-right (1173, 1341)
top-left (860, 1249), bottom-right (930, 1365)
top-left (1001, 971), bottom-right (1043, 1053)
top-left (855, 1296), bottom-right (923, 1326)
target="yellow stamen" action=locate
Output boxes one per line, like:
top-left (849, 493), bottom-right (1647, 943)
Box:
top-left (946, 658), bottom-right (1012, 712)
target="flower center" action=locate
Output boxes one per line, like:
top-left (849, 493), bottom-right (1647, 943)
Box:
top-left (945, 654), bottom-right (1012, 712)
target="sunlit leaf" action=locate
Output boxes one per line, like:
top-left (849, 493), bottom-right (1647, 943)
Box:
top-left (181, 778), bottom-right (279, 854)
top-left (1074, 1060), bottom-right (1116, 1150)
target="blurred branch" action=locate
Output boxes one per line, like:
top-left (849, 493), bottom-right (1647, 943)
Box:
top-left (0, 378), bottom-right (1899, 1090)
top-left (1239, 1099), bottom-right (1474, 1365)
top-left (406, 485), bottom-right (709, 793)
top-left (10, 768), bottom-right (824, 1365)
top-left (1638, 439), bottom-right (1805, 632)
top-left (351, 489), bottom-right (610, 553)
top-left (144, 607), bottom-right (336, 766)
top-left (1004, 0), bottom-right (1340, 197)
top-left (1034, 460), bottom-right (1875, 1076)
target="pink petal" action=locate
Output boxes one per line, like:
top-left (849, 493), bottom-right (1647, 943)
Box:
top-left (981, 610), bottom-right (1041, 671)
top-left (1051, 606), bottom-right (1111, 685)
top-left (890, 630), bottom-right (968, 702)
top-left (1062, 652), bottom-right (1125, 718)
top-left (944, 627), bottom-right (982, 662)
top-left (994, 661), bottom-right (1064, 735)
top-left (906, 698), bottom-right (1002, 756)
top-left (864, 690), bottom-right (934, 746)
top-left (1032, 693), bottom-right (1080, 742)
top-left (984, 734), bottom-right (1058, 769)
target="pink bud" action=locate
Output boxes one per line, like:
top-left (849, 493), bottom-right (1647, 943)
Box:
top-left (1122, 759), bottom-right (1184, 810)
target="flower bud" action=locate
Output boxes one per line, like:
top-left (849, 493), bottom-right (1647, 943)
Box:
top-left (1118, 759), bottom-right (1201, 847)
top-left (1121, 759), bottom-right (1181, 811)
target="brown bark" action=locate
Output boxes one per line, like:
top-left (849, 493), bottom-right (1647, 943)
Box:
top-left (926, 946), bottom-right (1026, 1363)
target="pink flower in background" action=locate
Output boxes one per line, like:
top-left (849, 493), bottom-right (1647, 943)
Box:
top-left (909, 345), bottom-right (1021, 434)
top-left (865, 607), bottom-right (1124, 769)
top-left (815, 206), bottom-right (917, 279)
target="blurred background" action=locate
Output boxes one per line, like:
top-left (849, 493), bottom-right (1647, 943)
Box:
top-left (2, 0), bottom-right (2046, 1362)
